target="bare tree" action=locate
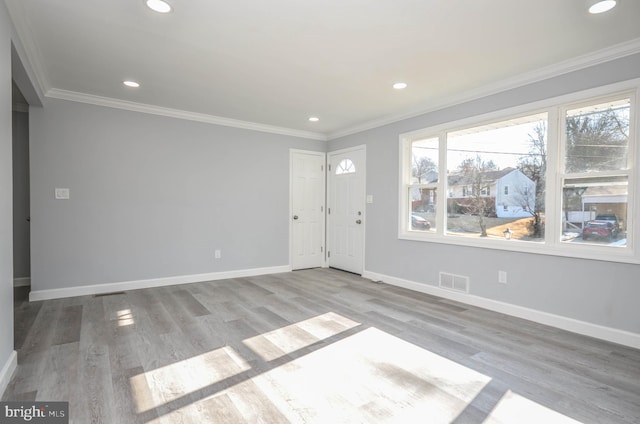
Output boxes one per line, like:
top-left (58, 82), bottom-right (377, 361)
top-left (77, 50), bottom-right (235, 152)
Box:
top-left (565, 108), bottom-right (629, 173)
top-left (516, 122), bottom-right (547, 237)
top-left (457, 157), bottom-right (498, 173)
top-left (455, 155), bottom-right (493, 237)
top-left (412, 156), bottom-right (437, 183)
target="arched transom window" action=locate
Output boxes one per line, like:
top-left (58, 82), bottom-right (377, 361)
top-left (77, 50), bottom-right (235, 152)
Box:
top-left (336, 159), bottom-right (356, 175)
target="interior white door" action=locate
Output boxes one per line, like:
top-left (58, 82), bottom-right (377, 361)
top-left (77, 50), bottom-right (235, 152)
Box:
top-left (328, 147), bottom-right (365, 274)
top-left (290, 150), bottom-right (325, 270)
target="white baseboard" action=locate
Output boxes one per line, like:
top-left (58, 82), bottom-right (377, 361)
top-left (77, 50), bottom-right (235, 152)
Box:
top-left (13, 277), bottom-right (30, 287)
top-left (0, 351), bottom-right (17, 398)
top-left (29, 265), bottom-right (291, 302)
top-left (362, 270), bottom-right (640, 350)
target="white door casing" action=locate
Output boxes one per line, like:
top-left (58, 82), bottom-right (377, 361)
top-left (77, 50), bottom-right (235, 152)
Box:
top-left (327, 146), bottom-right (366, 274)
top-left (290, 150), bottom-right (326, 270)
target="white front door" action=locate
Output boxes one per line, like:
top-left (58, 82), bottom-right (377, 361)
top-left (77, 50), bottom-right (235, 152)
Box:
top-left (290, 150), bottom-right (325, 270)
top-left (328, 146), bottom-right (366, 274)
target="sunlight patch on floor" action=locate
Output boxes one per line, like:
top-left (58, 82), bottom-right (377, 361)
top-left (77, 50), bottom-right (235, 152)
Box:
top-left (115, 308), bottom-right (135, 327)
top-left (130, 346), bottom-right (250, 414)
top-left (483, 390), bottom-right (582, 424)
top-left (234, 327), bottom-right (492, 423)
top-left (243, 312), bottom-right (361, 361)
top-left (130, 314), bottom-right (584, 423)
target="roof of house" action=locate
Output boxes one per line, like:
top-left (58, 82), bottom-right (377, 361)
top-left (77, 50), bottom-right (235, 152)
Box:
top-left (447, 167), bottom-right (517, 186)
top-left (582, 185), bottom-right (628, 199)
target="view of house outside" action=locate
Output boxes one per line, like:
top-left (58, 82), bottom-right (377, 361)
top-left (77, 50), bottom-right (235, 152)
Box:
top-left (409, 98), bottom-right (630, 247)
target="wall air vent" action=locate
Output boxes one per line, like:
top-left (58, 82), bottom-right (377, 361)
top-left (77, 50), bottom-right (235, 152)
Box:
top-left (94, 291), bottom-right (126, 297)
top-left (439, 272), bottom-right (469, 293)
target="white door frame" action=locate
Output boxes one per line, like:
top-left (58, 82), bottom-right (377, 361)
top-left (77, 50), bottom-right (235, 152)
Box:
top-left (289, 149), bottom-right (327, 270)
top-left (327, 145), bottom-right (366, 274)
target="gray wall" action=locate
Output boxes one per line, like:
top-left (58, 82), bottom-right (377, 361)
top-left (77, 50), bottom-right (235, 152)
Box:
top-left (328, 53), bottom-right (640, 335)
top-left (29, 98), bottom-right (325, 290)
top-left (0, 0), bottom-right (15, 384)
top-left (12, 110), bottom-right (29, 279)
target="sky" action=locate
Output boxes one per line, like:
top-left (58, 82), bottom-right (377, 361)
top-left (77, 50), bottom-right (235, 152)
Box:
top-left (412, 114), bottom-right (547, 172)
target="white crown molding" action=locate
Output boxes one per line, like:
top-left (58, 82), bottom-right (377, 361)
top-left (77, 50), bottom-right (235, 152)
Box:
top-left (5, 0), bottom-right (51, 99)
top-left (7, 0), bottom-right (640, 143)
top-left (328, 37), bottom-right (640, 140)
top-left (46, 88), bottom-right (327, 141)
top-left (29, 265), bottom-right (291, 302)
top-left (362, 270), bottom-right (640, 350)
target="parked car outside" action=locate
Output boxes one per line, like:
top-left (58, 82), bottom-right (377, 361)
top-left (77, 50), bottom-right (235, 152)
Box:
top-left (594, 214), bottom-right (621, 231)
top-left (411, 214), bottom-right (431, 230)
top-left (582, 220), bottom-right (618, 241)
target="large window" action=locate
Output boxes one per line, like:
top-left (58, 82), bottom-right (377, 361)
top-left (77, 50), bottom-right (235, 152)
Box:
top-left (446, 113), bottom-right (547, 242)
top-left (399, 84), bottom-right (638, 263)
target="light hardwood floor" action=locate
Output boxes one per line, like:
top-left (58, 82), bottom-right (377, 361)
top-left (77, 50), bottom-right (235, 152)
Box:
top-left (4, 268), bottom-right (640, 423)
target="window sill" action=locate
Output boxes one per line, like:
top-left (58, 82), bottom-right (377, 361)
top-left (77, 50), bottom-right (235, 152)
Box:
top-left (398, 231), bottom-right (639, 265)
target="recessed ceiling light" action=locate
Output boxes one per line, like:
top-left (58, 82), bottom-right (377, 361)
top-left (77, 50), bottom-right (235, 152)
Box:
top-left (146, 0), bottom-right (172, 13)
top-left (308, 117), bottom-right (320, 122)
top-left (123, 80), bottom-right (140, 88)
top-left (393, 82), bottom-right (408, 90)
top-left (588, 0), bottom-right (617, 14)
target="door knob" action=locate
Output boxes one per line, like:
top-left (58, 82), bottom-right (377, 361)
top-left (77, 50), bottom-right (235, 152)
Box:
top-left (293, 215), bottom-right (299, 220)
top-left (356, 219), bottom-right (362, 224)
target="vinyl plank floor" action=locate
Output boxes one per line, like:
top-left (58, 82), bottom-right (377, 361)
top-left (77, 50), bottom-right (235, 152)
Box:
top-left (4, 269), bottom-right (640, 423)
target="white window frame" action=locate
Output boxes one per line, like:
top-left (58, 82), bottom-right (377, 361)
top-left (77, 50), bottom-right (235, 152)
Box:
top-left (399, 79), bottom-right (640, 264)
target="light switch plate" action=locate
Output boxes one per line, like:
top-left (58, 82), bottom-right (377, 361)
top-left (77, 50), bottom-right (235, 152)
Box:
top-left (498, 270), bottom-right (507, 284)
top-left (55, 188), bottom-right (70, 199)
top-left (366, 195), bottom-right (374, 204)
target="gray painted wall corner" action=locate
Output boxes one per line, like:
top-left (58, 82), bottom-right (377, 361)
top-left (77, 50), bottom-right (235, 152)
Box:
top-left (0, 0), bottom-right (17, 396)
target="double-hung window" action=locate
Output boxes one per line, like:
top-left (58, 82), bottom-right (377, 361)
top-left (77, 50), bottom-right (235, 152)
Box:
top-left (399, 82), bottom-right (638, 263)
top-left (560, 96), bottom-right (631, 248)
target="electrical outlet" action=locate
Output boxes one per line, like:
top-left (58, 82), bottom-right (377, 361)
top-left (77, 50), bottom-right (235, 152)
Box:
top-left (214, 249), bottom-right (221, 259)
top-left (498, 270), bottom-right (507, 284)
top-left (55, 188), bottom-right (70, 199)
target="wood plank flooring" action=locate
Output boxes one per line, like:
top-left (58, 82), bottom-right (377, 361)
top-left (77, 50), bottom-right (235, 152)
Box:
top-left (4, 268), bottom-right (640, 423)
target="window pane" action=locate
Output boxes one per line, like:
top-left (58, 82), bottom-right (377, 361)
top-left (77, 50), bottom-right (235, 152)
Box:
top-left (446, 114), bottom-right (547, 241)
top-left (410, 137), bottom-right (438, 232)
top-left (561, 176), bottom-right (628, 247)
top-left (409, 187), bottom-right (436, 232)
top-left (565, 98), bottom-right (630, 173)
top-left (412, 138), bottom-right (438, 183)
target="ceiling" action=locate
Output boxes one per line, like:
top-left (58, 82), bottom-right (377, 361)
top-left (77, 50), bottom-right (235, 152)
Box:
top-left (6, 0), bottom-right (640, 140)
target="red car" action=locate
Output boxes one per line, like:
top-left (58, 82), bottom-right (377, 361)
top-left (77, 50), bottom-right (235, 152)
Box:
top-left (582, 220), bottom-right (618, 241)
top-left (411, 214), bottom-right (431, 230)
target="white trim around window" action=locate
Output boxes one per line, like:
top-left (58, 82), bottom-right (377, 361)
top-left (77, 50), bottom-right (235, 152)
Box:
top-left (399, 79), bottom-right (640, 264)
